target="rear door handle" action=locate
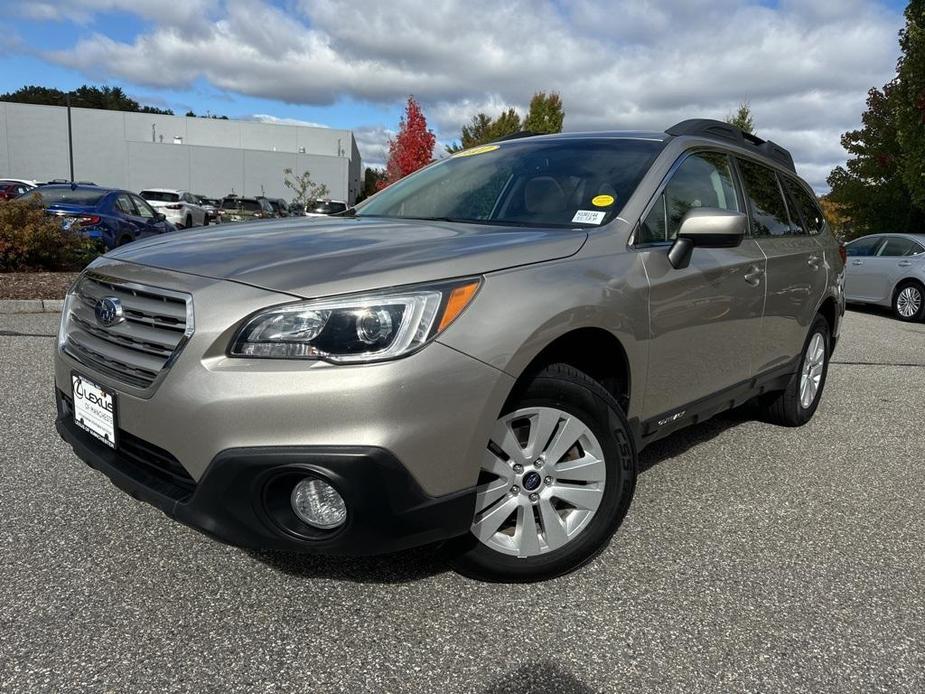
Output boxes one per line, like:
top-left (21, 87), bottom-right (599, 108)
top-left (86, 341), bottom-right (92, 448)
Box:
top-left (852, 260), bottom-right (863, 266)
top-left (898, 260), bottom-right (912, 267)
top-left (744, 266), bottom-right (764, 286)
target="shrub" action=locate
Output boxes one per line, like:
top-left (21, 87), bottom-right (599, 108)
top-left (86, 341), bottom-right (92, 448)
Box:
top-left (0, 197), bottom-right (101, 272)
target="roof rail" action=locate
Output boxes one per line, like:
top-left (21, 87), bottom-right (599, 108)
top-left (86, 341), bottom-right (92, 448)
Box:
top-left (665, 118), bottom-right (795, 172)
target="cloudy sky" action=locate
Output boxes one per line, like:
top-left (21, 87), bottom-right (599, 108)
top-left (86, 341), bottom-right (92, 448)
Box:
top-left (0, 0), bottom-right (909, 191)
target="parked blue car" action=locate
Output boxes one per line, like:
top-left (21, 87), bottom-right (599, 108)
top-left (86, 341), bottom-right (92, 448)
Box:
top-left (27, 184), bottom-right (176, 250)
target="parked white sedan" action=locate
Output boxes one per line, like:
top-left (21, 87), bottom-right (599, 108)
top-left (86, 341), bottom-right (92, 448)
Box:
top-left (139, 189), bottom-right (208, 229)
top-left (845, 233), bottom-right (925, 321)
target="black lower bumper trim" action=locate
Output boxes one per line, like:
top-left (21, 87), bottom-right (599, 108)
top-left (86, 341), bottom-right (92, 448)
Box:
top-left (56, 410), bottom-right (477, 556)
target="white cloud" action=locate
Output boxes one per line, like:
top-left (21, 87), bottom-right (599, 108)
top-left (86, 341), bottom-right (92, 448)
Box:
top-left (32, 0), bottom-right (905, 190)
top-left (250, 114), bottom-right (328, 129)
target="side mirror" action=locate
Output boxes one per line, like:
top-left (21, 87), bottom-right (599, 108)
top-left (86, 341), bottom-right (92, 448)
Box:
top-left (155, 212), bottom-right (167, 222)
top-left (667, 208), bottom-right (747, 269)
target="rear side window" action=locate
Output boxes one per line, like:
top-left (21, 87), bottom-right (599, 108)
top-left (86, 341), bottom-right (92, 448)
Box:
top-left (737, 159), bottom-right (792, 237)
top-left (782, 178), bottom-right (824, 235)
top-left (845, 237), bottom-right (882, 257)
top-left (638, 151), bottom-right (740, 244)
top-left (877, 237), bottom-right (925, 257)
top-left (115, 194), bottom-right (137, 216)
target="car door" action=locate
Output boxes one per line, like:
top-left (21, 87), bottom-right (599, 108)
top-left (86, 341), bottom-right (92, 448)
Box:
top-left (638, 150), bottom-right (766, 418)
top-left (844, 236), bottom-right (884, 300)
top-left (737, 159), bottom-right (827, 373)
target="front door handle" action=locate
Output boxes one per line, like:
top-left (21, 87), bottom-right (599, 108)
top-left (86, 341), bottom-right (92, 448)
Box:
top-left (852, 259), bottom-right (863, 266)
top-left (898, 260), bottom-right (912, 267)
top-left (744, 266), bottom-right (764, 286)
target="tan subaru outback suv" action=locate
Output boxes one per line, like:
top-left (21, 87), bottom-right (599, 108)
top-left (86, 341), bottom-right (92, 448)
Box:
top-left (55, 119), bottom-right (845, 582)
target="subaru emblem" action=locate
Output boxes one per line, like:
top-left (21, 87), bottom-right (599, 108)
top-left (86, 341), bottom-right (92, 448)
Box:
top-left (94, 296), bottom-right (124, 327)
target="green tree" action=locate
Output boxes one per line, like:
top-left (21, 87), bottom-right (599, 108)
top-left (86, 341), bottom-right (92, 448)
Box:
top-left (827, 81), bottom-right (925, 237)
top-left (726, 101), bottom-right (755, 134)
top-left (895, 0), bottom-right (925, 208)
top-left (358, 167), bottom-right (387, 201)
top-left (446, 108), bottom-right (522, 153)
top-left (523, 91), bottom-right (564, 134)
top-left (0, 84), bottom-right (175, 115)
top-left (283, 168), bottom-right (329, 207)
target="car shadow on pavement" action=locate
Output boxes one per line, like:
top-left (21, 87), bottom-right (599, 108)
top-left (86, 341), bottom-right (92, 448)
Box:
top-left (637, 404), bottom-right (757, 473)
top-left (481, 661), bottom-right (595, 694)
top-left (247, 543), bottom-right (451, 584)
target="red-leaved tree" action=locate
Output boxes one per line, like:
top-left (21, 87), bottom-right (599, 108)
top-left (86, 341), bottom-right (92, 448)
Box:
top-left (379, 96), bottom-right (435, 190)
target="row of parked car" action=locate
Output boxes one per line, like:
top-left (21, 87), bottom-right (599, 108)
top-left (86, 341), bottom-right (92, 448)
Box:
top-left (0, 177), bottom-right (349, 250)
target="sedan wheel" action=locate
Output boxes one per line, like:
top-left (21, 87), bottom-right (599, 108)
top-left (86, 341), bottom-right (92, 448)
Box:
top-left (894, 283), bottom-right (924, 321)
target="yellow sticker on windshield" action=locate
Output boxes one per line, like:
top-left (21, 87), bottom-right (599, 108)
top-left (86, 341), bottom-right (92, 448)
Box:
top-left (592, 194), bottom-right (615, 207)
top-left (453, 144), bottom-right (500, 158)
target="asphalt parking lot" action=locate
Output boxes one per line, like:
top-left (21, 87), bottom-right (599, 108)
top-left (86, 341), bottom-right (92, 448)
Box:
top-left (1, 307), bottom-right (923, 693)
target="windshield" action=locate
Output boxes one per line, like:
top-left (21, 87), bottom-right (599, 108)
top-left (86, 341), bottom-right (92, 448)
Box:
top-left (28, 187), bottom-right (106, 206)
top-left (222, 198), bottom-right (262, 212)
top-left (310, 201), bottom-right (348, 214)
top-left (141, 191), bottom-right (180, 202)
top-left (356, 138), bottom-right (664, 228)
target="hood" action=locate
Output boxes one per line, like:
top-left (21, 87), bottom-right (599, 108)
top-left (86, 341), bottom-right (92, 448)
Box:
top-left (106, 216), bottom-right (587, 298)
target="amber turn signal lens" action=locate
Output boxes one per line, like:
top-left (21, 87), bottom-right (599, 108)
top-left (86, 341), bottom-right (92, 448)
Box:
top-left (438, 280), bottom-right (481, 332)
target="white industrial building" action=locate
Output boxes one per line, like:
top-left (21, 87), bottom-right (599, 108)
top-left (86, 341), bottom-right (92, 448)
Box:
top-left (0, 102), bottom-right (362, 203)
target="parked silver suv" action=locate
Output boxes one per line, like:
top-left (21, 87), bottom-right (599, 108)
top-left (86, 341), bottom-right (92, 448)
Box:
top-left (55, 120), bottom-right (845, 581)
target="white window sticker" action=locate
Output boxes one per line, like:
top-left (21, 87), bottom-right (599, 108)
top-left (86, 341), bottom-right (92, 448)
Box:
top-left (571, 210), bottom-right (606, 225)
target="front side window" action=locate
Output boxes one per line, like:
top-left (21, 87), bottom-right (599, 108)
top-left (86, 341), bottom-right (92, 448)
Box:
top-left (638, 151), bottom-right (739, 244)
top-left (131, 194), bottom-right (156, 219)
top-left (357, 138), bottom-right (664, 228)
top-left (878, 237), bottom-right (925, 257)
top-left (738, 159), bottom-right (792, 237)
top-left (845, 236), bottom-right (882, 257)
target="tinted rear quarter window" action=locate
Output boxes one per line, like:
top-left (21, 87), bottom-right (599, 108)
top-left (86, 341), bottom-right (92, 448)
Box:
top-left (782, 177), bottom-right (824, 235)
top-left (737, 159), bottom-right (792, 237)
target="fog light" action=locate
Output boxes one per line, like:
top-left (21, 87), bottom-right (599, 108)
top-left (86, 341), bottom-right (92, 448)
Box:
top-left (290, 478), bottom-right (347, 529)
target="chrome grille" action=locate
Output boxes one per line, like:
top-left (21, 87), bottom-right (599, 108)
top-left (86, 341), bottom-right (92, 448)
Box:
top-left (62, 273), bottom-right (194, 389)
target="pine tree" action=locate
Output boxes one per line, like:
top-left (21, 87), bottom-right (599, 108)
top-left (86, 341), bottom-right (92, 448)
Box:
top-left (523, 92), bottom-right (564, 134)
top-left (725, 102), bottom-right (755, 134)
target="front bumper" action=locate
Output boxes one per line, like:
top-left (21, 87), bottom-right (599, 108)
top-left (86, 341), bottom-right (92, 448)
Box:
top-left (56, 394), bottom-right (477, 555)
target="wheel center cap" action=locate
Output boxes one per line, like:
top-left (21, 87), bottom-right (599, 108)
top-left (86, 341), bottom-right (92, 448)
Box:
top-left (522, 471), bottom-right (542, 491)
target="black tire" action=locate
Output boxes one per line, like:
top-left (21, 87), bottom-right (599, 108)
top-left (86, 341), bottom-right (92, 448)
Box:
top-left (760, 315), bottom-right (830, 427)
top-left (450, 363), bottom-right (637, 583)
top-left (184, 215), bottom-right (193, 229)
top-left (892, 280), bottom-right (925, 322)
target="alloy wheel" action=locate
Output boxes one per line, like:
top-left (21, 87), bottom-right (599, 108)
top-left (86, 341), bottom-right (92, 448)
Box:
top-left (799, 332), bottom-right (826, 409)
top-left (471, 406), bottom-right (607, 558)
top-left (896, 286), bottom-right (922, 319)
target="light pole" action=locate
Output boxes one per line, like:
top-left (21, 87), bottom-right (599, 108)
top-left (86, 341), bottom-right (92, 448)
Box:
top-left (65, 92), bottom-right (75, 184)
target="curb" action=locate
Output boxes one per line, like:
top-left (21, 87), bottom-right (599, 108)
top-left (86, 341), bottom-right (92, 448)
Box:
top-left (0, 299), bottom-right (64, 314)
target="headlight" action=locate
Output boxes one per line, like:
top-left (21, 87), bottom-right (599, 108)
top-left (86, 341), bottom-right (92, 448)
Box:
top-left (230, 278), bottom-right (481, 362)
